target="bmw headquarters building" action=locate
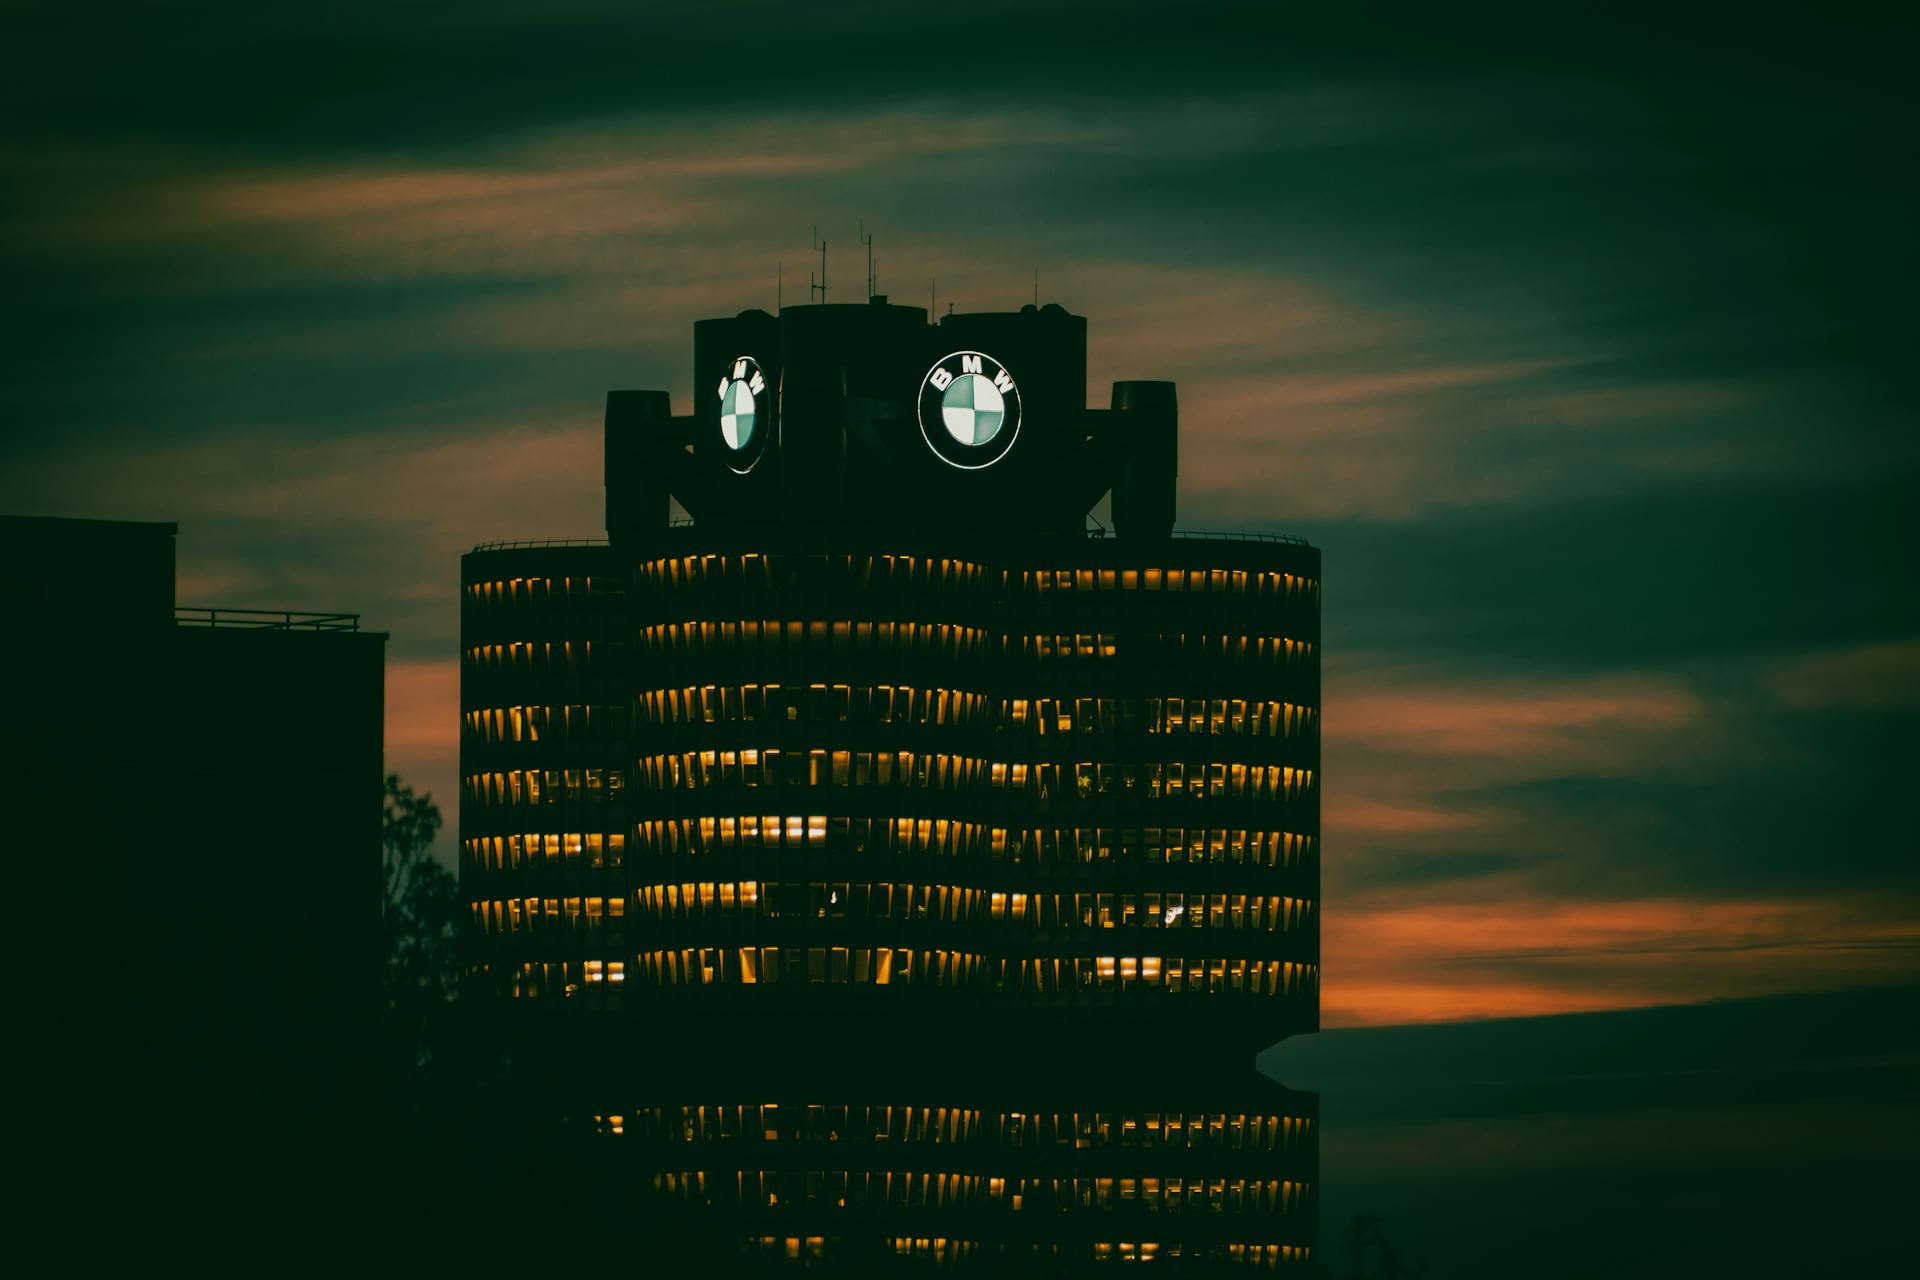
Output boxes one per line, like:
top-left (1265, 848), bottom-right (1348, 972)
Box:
top-left (459, 297), bottom-right (1322, 1271)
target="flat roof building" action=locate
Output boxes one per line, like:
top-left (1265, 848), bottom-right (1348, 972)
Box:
top-left (3, 515), bottom-right (386, 1248)
top-left (459, 298), bottom-right (1321, 1271)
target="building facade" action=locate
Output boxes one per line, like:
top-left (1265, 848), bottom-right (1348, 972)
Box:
top-left (2, 515), bottom-right (386, 1250)
top-left (459, 299), bottom-right (1321, 1271)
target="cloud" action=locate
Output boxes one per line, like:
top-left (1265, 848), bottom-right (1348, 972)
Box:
top-left (7, 0), bottom-right (1918, 1035)
top-left (1761, 639), bottom-right (1920, 711)
top-left (1321, 896), bottom-right (1920, 1026)
top-left (1314, 644), bottom-right (1920, 1022)
top-left (1334, 671), bottom-right (1702, 759)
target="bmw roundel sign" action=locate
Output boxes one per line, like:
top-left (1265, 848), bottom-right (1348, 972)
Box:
top-left (715, 354), bottom-right (771, 473)
top-left (918, 350), bottom-right (1022, 470)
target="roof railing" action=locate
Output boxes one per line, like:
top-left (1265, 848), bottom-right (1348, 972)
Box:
top-left (471, 521), bottom-right (694, 553)
top-left (175, 608), bottom-right (361, 632)
top-left (471, 521), bottom-right (1306, 551)
top-left (470, 536), bottom-right (612, 552)
top-left (1171, 528), bottom-right (1311, 546)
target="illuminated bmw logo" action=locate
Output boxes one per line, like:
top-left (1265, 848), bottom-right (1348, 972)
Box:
top-left (918, 350), bottom-right (1022, 469)
top-left (715, 355), bottom-right (769, 472)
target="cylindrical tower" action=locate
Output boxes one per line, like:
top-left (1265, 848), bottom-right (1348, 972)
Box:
top-left (605, 1070), bottom-right (1318, 1271)
top-left (619, 537), bottom-right (1319, 1062)
top-left (457, 298), bottom-right (1324, 1272)
top-left (459, 543), bottom-right (630, 1004)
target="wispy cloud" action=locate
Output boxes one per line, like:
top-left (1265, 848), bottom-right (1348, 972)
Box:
top-left (7, 0), bottom-right (1916, 1028)
top-left (1325, 896), bottom-right (1920, 1026)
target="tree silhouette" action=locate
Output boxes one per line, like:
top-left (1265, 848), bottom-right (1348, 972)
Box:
top-left (381, 772), bottom-right (459, 1058)
top-left (1333, 1213), bottom-right (1427, 1280)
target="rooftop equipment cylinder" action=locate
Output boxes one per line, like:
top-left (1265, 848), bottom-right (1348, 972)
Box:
top-left (605, 389), bottom-right (673, 540)
top-left (1110, 380), bottom-right (1178, 539)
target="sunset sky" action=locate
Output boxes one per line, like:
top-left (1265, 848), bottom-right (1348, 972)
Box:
top-left (8, 2), bottom-right (1915, 1041)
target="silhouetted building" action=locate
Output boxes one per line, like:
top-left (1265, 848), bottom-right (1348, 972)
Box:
top-left (3, 515), bottom-right (385, 1243)
top-left (459, 299), bottom-right (1321, 1271)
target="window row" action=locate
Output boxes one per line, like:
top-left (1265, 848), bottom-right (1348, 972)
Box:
top-left (1095, 1242), bottom-right (1308, 1269)
top-left (634, 880), bottom-right (1312, 933)
top-left (635, 749), bottom-right (1314, 803)
top-left (464, 831), bottom-right (625, 872)
top-left (464, 703), bottom-right (626, 745)
top-left (465, 574), bottom-right (618, 611)
top-left (641, 817), bottom-right (1316, 869)
top-left (463, 640), bottom-right (601, 680)
top-left (637, 617), bottom-right (990, 664)
top-left (886, 1238), bottom-right (971, 1265)
top-left (749, 1238), bottom-right (838, 1264)
top-left (734, 1237), bottom-right (1306, 1271)
top-left (1008, 632), bottom-right (1314, 672)
top-left (1010, 633), bottom-right (1312, 669)
top-left (633, 947), bottom-right (1316, 996)
top-left (646, 1169), bottom-right (1306, 1219)
top-left (466, 768), bottom-right (626, 807)
top-left (1005, 955), bottom-right (1315, 997)
top-left (1152, 633), bottom-right (1314, 670)
top-left (638, 687), bottom-right (1314, 740)
top-left (616, 1102), bottom-right (981, 1145)
top-left (1019, 633), bottom-right (1118, 660)
top-left (605, 1104), bottom-right (1308, 1153)
top-left (633, 554), bottom-right (1318, 604)
top-left (472, 895), bottom-right (626, 936)
top-left (636, 749), bottom-right (977, 793)
top-left (660, 1169), bottom-right (989, 1214)
top-left (993, 826), bottom-right (1315, 869)
top-left (643, 944), bottom-right (985, 987)
top-left (1007, 696), bottom-right (1315, 740)
top-left (631, 621), bottom-right (1311, 670)
top-left (498, 960), bottom-right (624, 997)
top-left (1016, 566), bottom-right (1317, 602)
top-left (1031, 760), bottom-right (1317, 804)
top-left (732, 1237), bottom-right (1304, 1270)
top-left (1089, 1243), bottom-right (1267, 1268)
top-left (633, 748), bottom-right (957, 792)
top-left (639, 552), bottom-right (989, 596)
top-left (644, 815), bottom-right (960, 857)
top-left (639, 682), bottom-right (989, 728)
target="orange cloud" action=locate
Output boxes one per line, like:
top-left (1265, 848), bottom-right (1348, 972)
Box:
top-left (1323, 795), bottom-right (1484, 836)
top-left (1323, 895), bottom-right (1920, 1026)
top-left (1332, 672), bottom-right (1702, 759)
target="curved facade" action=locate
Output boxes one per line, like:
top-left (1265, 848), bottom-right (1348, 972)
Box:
top-left (459, 298), bottom-right (1322, 1271)
top-left (465, 538), bottom-right (1318, 1050)
top-left (603, 1074), bottom-right (1316, 1272)
top-left (460, 545), bottom-right (633, 1004)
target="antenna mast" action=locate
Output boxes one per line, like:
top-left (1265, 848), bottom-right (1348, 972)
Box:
top-left (810, 226), bottom-right (826, 304)
top-left (860, 220), bottom-right (875, 299)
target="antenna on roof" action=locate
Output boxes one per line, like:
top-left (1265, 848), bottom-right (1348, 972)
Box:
top-left (930, 277), bottom-right (935, 320)
top-left (810, 226), bottom-right (826, 304)
top-left (1034, 268), bottom-right (1039, 308)
top-left (860, 220), bottom-right (876, 300)
top-left (777, 261), bottom-right (782, 313)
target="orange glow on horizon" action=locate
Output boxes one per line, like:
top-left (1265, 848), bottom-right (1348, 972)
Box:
top-left (1323, 895), bottom-right (1920, 1026)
